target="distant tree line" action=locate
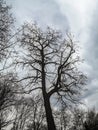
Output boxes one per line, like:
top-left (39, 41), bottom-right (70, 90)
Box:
top-left (0, 0), bottom-right (97, 130)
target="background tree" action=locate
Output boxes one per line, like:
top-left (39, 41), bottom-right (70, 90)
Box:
top-left (11, 95), bottom-right (46, 130)
top-left (54, 107), bottom-right (71, 130)
top-left (26, 96), bottom-right (46, 130)
top-left (66, 108), bottom-right (98, 130)
top-left (83, 109), bottom-right (98, 130)
top-left (13, 23), bottom-right (87, 130)
top-left (0, 0), bottom-right (14, 61)
top-left (0, 1), bottom-right (21, 129)
top-left (0, 73), bottom-right (19, 130)
top-left (69, 108), bottom-right (86, 130)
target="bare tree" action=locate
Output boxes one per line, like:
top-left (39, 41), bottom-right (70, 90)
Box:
top-left (69, 108), bottom-right (86, 130)
top-left (0, 1), bottom-right (23, 128)
top-left (26, 96), bottom-right (46, 130)
top-left (0, 73), bottom-right (20, 130)
top-left (83, 109), bottom-right (98, 130)
top-left (13, 23), bottom-right (87, 130)
top-left (11, 95), bottom-right (46, 130)
top-left (68, 108), bottom-right (98, 130)
top-left (53, 107), bottom-right (71, 130)
top-left (0, 0), bottom-right (14, 61)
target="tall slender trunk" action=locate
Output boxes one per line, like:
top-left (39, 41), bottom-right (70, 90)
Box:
top-left (41, 49), bottom-right (56, 130)
top-left (43, 92), bottom-right (56, 130)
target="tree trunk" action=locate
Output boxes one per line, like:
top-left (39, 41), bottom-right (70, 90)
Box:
top-left (41, 49), bottom-right (56, 130)
top-left (43, 93), bottom-right (56, 130)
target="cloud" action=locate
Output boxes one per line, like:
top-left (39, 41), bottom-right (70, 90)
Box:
top-left (80, 1), bottom-right (98, 109)
top-left (7, 0), bottom-right (69, 30)
top-left (55, 0), bottom-right (95, 32)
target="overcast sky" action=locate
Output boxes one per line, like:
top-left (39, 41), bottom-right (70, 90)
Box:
top-left (7, 0), bottom-right (98, 110)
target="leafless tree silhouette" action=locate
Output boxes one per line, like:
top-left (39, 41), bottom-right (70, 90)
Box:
top-left (13, 23), bottom-right (87, 130)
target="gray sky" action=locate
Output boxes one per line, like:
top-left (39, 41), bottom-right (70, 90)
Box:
top-left (7, 0), bottom-right (98, 110)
